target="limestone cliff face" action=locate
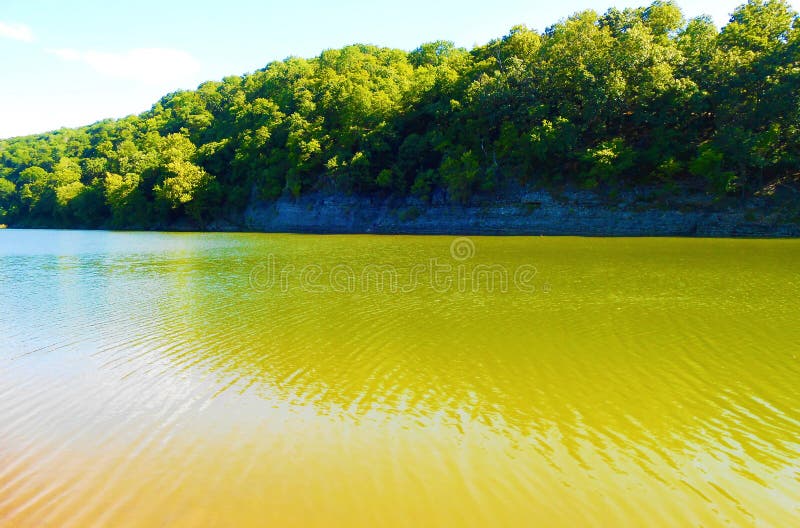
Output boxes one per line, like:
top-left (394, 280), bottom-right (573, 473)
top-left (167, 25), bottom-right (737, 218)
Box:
top-left (242, 190), bottom-right (800, 238)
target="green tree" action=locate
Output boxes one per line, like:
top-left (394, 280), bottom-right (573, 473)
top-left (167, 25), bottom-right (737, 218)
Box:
top-left (0, 1), bottom-right (798, 228)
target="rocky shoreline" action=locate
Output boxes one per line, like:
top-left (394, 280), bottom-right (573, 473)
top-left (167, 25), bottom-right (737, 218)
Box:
top-left (7, 189), bottom-right (799, 238)
top-left (240, 189), bottom-right (800, 238)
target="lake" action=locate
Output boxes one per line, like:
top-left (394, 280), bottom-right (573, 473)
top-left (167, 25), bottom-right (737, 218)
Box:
top-left (1, 229), bottom-right (798, 526)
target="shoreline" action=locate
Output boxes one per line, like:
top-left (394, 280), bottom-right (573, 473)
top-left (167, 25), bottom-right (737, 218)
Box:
top-left (239, 190), bottom-right (800, 238)
top-left (6, 189), bottom-right (799, 238)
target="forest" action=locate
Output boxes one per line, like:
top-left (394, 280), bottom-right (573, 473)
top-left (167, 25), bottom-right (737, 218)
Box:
top-left (0, 0), bottom-right (798, 228)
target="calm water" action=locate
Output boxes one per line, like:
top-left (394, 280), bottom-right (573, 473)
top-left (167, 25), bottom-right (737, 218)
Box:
top-left (1, 229), bottom-right (799, 527)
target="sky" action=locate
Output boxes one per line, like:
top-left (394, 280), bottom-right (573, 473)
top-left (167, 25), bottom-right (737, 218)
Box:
top-left (1, 0), bottom-right (797, 139)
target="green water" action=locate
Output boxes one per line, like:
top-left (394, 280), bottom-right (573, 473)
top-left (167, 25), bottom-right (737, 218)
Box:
top-left (1, 230), bottom-right (798, 526)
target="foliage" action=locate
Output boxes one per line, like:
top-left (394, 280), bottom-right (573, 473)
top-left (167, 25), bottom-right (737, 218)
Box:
top-left (0, 1), bottom-right (797, 228)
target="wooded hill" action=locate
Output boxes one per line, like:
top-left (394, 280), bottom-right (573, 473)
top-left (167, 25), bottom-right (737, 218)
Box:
top-left (1, 1), bottom-right (798, 228)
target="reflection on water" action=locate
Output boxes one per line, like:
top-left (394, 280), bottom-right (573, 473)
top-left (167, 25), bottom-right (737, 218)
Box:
top-left (1, 230), bottom-right (799, 526)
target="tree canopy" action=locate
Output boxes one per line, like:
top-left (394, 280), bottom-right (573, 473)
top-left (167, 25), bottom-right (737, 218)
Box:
top-left (1, 1), bottom-right (798, 228)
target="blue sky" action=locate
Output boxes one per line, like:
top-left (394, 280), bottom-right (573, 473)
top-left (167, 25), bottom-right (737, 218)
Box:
top-left (1, 0), bottom-right (797, 139)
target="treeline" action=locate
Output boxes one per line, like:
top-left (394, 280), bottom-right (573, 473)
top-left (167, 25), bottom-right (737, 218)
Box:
top-left (1, 1), bottom-right (798, 228)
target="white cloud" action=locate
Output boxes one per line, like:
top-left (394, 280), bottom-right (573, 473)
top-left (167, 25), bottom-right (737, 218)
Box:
top-left (0, 21), bottom-right (34, 42)
top-left (48, 47), bottom-right (201, 85)
top-left (50, 48), bottom-right (81, 61)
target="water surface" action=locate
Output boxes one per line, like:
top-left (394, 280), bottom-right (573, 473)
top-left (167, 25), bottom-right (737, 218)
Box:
top-left (1, 230), bottom-right (799, 526)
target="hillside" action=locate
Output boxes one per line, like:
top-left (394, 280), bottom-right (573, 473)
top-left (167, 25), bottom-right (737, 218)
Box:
top-left (1, 0), bottom-right (798, 231)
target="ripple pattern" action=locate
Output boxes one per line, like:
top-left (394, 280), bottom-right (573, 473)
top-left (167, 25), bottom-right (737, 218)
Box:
top-left (1, 230), bottom-right (799, 526)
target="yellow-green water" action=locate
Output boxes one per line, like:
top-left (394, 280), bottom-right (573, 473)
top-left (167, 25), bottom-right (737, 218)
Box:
top-left (1, 230), bottom-right (799, 526)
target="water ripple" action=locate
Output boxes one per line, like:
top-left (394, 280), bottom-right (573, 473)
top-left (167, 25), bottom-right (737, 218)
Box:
top-left (1, 231), bottom-right (799, 526)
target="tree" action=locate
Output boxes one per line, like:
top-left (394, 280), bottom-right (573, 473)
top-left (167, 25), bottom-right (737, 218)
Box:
top-left (154, 160), bottom-right (212, 208)
top-left (18, 166), bottom-right (50, 212)
top-left (0, 178), bottom-right (16, 201)
top-left (0, 177), bottom-right (16, 221)
top-left (0, 1), bottom-right (798, 228)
